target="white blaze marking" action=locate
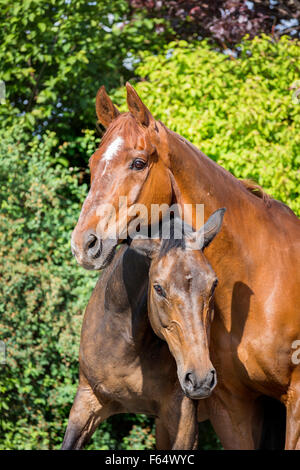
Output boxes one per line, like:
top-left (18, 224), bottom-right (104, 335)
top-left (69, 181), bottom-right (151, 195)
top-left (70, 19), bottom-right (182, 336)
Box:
top-left (101, 136), bottom-right (124, 176)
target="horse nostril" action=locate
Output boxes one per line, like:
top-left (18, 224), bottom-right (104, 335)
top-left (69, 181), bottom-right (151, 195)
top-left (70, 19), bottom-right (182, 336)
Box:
top-left (209, 368), bottom-right (217, 389)
top-left (84, 233), bottom-right (102, 259)
top-left (87, 234), bottom-right (97, 250)
top-left (184, 371), bottom-right (196, 389)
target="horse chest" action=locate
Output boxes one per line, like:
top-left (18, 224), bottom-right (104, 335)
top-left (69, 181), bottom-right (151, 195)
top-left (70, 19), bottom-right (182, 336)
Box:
top-left (213, 293), bottom-right (296, 397)
top-left (235, 336), bottom-right (292, 397)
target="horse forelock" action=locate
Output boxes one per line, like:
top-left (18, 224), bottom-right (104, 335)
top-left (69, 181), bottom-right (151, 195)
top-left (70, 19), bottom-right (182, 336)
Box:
top-left (99, 112), bottom-right (147, 150)
top-left (158, 218), bottom-right (186, 259)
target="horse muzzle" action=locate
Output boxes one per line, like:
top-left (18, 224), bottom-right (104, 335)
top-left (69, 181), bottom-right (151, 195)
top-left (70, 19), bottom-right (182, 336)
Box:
top-left (71, 230), bottom-right (117, 270)
top-left (181, 367), bottom-right (217, 399)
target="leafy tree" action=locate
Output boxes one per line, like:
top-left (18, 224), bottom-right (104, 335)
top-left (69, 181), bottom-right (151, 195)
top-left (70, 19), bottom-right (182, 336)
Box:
top-left (129, 1), bottom-right (300, 45)
top-left (0, 0), bottom-right (166, 166)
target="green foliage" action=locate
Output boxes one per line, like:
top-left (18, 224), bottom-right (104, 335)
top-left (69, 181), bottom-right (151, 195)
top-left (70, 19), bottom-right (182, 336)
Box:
top-left (121, 423), bottom-right (155, 450)
top-left (114, 35), bottom-right (300, 215)
top-left (198, 421), bottom-right (222, 450)
top-left (0, 0), bottom-right (167, 165)
top-left (87, 415), bottom-right (155, 450)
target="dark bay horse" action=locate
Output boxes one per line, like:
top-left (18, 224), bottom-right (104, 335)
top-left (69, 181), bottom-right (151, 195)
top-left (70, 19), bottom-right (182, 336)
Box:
top-left (131, 210), bottom-right (225, 398)
top-left (71, 84), bottom-right (300, 449)
top-left (63, 212), bottom-right (224, 449)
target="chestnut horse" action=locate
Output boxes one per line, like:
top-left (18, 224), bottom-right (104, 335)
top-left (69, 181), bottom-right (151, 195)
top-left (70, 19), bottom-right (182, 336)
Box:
top-left (63, 212), bottom-right (224, 449)
top-left (71, 84), bottom-right (300, 449)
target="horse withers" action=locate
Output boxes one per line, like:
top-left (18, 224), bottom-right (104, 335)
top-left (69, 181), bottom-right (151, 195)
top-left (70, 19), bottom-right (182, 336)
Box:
top-left (62, 210), bottom-right (225, 449)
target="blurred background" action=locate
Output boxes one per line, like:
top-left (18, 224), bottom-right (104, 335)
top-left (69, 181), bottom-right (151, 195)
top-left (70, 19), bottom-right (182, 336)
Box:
top-left (0, 0), bottom-right (299, 449)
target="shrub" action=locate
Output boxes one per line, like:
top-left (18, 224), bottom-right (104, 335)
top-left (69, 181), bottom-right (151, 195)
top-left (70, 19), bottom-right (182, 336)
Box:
top-left (0, 127), bottom-right (99, 449)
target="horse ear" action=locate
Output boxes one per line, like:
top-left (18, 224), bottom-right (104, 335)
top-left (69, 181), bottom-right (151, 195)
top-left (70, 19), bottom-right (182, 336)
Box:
top-left (95, 85), bottom-right (120, 128)
top-left (129, 237), bottom-right (160, 259)
top-left (126, 82), bottom-right (155, 127)
top-left (186, 208), bottom-right (226, 251)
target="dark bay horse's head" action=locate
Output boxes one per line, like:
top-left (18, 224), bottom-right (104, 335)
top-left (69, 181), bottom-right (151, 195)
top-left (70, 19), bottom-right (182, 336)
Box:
top-left (131, 208), bottom-right (226, 399)
top-left (71, 83), bottom-right (173, 270)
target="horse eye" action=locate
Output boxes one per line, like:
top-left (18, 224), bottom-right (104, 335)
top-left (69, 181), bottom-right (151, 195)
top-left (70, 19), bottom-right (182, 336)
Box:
top-left (153, 284), bottom-right (166, 297)
top-left (130, 158), bottom-right (146, 171)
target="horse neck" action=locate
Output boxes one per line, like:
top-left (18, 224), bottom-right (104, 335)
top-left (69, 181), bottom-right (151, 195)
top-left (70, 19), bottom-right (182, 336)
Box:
top-left (103, 247), bottom-right (154, 350)
top-left (166, 129), bottom-right (256, 218)
top-left (164, 128), bottom-right (267, 317)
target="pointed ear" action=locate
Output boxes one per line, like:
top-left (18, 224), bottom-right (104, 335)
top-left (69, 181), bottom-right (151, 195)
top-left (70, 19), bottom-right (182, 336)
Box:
top-left (126, 82), bottom-right (155, 127)
top-left (129, 237), bottom-right (161, 259)
top-left (186, 208), bottom-right (226, 251)
top-left (95, 85), bottom-right (120, 128)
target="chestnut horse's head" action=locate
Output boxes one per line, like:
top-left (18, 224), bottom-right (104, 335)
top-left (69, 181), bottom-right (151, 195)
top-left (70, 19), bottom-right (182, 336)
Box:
top-left (131, 208), bottom-right (226, 399)
top-left (71, 83), bottom-right (173, 270)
